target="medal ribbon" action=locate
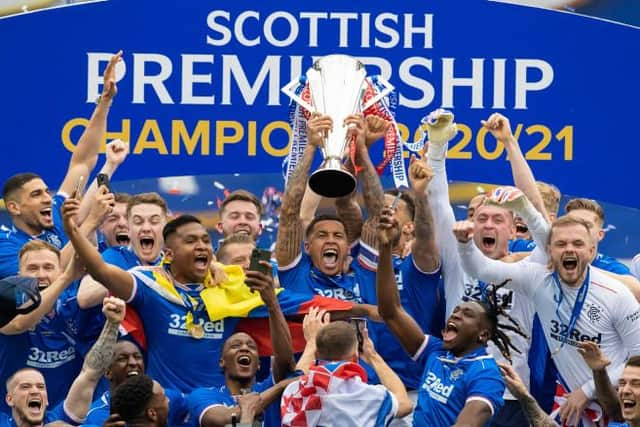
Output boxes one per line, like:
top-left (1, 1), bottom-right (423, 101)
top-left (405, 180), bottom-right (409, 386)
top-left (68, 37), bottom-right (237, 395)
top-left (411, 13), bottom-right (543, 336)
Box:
top-left (551, 268), bottom-right (590, 353)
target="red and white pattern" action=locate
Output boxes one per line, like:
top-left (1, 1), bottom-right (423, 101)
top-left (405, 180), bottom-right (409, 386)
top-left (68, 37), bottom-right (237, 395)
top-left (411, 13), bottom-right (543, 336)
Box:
top-left (281, 361), bottom-right (398, 427)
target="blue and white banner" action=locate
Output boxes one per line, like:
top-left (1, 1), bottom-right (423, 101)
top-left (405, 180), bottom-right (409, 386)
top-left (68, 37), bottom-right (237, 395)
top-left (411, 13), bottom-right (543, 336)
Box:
top-left (0, 0), bottom-right (638, 207)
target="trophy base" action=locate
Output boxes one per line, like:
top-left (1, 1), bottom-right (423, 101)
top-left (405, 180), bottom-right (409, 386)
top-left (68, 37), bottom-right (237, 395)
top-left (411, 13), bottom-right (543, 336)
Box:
top-left (308, 168), bottom-right (357, 198)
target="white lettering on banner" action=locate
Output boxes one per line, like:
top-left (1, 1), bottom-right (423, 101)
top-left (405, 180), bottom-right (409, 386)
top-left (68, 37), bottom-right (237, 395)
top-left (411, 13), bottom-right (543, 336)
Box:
top-left (181, 54), bottom-right (215, 105)
top-left (205, 11), bottom-right (433, 49)
top-left (27, 346), bottom-right (76, 369)
top-left (514, 59), bottom-right (554, 109)
top-left (423, 372), bottom-right (454, 404)
top-left (87, 53), bottom-right (554, 110)
top-left (133, 53), bottom-right (175, 104)
top-left (83, 10), bottom-right (554, 109)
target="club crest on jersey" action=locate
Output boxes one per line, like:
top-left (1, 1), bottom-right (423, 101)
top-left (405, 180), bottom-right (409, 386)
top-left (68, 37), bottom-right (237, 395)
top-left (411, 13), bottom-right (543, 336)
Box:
top-left (585, 302), bottom-right (603, 324)
top-left (46, 234), bottom-right (62, 249)
top-left (449, 369), bottom-right (464, 381)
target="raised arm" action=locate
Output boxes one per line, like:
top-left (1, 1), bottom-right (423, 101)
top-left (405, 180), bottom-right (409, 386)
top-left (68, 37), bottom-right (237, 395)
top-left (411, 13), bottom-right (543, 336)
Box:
top-left (58, 184), bottom-right (116, 271)
top-left (61, 197), bottom-right (134, 300)
top-left (376, 206), bottom-right (427, 356)
top-left (0, 257), bottom-right (82, 335)
top-left (77, 139), bottom-right (129, 224)
top-left (353, 114), bottom-right (385, 249)
top-left (295, 307), bottom-right (330, 373)
top-left (64, 297), bottom-right (124, 422)
top-left (424, 109), bottom-right (464, 313)
top-left (577, 342), bottom-right (623, 422)
top-left (499, 362), bottom-right (560, 427)
top-left (299, 185), bottom-right (322, 236)
top-left (245, 262), bottom-right (294, 382)
top-left (360, 325), bottom-right (413, 418)
top-left (276, 115), bottom-right (327, 267)
top-left (59, 51), bottom-right (122, 197)
top-left (482, 113), bottom-right (550, 223)
top-left (407, 154), bottom-right (439, 272)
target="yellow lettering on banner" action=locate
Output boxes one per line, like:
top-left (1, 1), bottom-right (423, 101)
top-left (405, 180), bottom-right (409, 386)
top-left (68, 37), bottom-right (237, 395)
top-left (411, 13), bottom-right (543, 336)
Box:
top-left (215, 121), bottom-right (244, 155)
top-left (134, 120), bottom-right (168, 154)
top-left (261, 121), bottom-right (291, 156)
top-left (104, 120), bottom-right (131, 150)
top-left (476, 127), bottom-right (504, 160)
top-left (62, 118), bottom-right (132, 153)
top-left (447, 124), bottom-right (473, 159)
top-left (556, 125), bottom-right (573, 161)
top-left (525, 125), bottom-right (552, 160)
top-left (61, 118), bottom-right (90, 152)
top-left (247, 121), bottom-right (257, 156)
top-left (171, 120), bottom-right (210, 155)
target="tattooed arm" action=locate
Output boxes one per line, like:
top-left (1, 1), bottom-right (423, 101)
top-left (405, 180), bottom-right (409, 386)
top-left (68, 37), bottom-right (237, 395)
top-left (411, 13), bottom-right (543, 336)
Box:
top-left (352, 115), bottom-right (385, 249)
top-left (276, 115), bottom-right (328, 267)
top-left (499, 362), bottom-right (559, 427)
top-left (408, 155), bottom-right (440, 272)
top-left (63, 297), bottom-right (125, 423)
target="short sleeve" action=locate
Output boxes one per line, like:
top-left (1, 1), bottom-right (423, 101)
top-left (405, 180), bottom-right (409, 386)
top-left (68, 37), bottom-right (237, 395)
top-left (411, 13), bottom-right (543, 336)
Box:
top-left (187, 388), bottom-right (231, 427)
top-left (465, 365), bottom-right (505, 418)
top-left (48, 400), bottom-right (84, 425)
top-left (411, 335), bottom-right (442, 369)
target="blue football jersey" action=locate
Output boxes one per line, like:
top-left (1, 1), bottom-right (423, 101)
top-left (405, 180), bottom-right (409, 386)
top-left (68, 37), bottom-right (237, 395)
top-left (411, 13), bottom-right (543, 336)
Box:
top-left (593, 252), bottom-right (631, 275)
top-left (508, 238), bottom-right (536, 253)
top-left (86, 388), bottom-right (189, 427)
top-left (0, 296), bottom-right (85, 414)
top-left (188, 377), bottom-right (277, 427)
top-left (0, 194), bottom-right (68, 279)
top-left (278, 253), bottom-right (374, 304)
top-left (128, 268), bottom-right (239, 392)
top-left (0, 400), bottom-right (79, 426)
top-left (102, 246), bottom-right (162, 270)
top-left (413, 336), bottom-right (505, 427)
top-left (369, 254), bottom-right (443, 390)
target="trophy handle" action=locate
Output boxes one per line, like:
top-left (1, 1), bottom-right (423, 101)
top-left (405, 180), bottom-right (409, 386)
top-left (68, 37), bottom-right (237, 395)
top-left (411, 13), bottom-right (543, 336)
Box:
top-left (281, 78), bottom-right (316, 114)
top-left (361, 76), bottom-right (395, 111)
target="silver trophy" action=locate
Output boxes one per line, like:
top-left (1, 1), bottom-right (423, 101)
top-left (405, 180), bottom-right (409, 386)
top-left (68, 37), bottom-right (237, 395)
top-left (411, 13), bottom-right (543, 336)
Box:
top-left (282, 54), bottom-right (394, 198)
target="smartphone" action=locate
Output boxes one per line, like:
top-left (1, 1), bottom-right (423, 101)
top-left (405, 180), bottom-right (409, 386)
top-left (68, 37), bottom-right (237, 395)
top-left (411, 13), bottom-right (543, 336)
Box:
top-left (97, 173), bottom-right (111, 192)
top-left (350, 318), bottom-right (366, 353)
top-left (249, 248), bottom-right (271, 275)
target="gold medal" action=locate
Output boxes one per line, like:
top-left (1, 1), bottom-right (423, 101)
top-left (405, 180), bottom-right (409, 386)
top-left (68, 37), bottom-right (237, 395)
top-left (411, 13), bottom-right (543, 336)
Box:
top-left (189, 324), bottom-right (205, 339)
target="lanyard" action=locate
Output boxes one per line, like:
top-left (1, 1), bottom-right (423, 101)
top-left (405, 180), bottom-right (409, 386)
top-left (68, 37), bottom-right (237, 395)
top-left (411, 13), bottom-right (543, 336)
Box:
top-left (551, 268), bottom-right (590, 354)
top-left (174, 285), bottom-right (207, 332)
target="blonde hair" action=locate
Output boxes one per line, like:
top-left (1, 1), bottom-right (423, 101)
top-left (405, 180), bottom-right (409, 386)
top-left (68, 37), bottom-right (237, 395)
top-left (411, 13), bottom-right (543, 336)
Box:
top-left (547, 215), bottom-right (593, 246)
top-left (18, 240), bottom-right (60, 263)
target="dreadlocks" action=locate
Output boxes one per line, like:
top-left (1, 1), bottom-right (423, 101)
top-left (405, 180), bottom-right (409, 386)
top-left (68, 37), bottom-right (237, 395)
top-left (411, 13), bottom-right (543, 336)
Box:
top-left (479, 279), bottom-right (528, 363)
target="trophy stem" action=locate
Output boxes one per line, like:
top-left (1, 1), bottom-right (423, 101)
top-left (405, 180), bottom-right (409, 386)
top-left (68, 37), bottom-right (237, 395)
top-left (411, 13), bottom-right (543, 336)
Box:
top-left (308, 158), bottom-right (357, 198)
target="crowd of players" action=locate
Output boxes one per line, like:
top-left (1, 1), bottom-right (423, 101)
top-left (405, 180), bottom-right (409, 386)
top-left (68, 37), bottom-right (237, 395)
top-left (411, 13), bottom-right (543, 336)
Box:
top-left (1, 52), bottom-right (640, 427)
